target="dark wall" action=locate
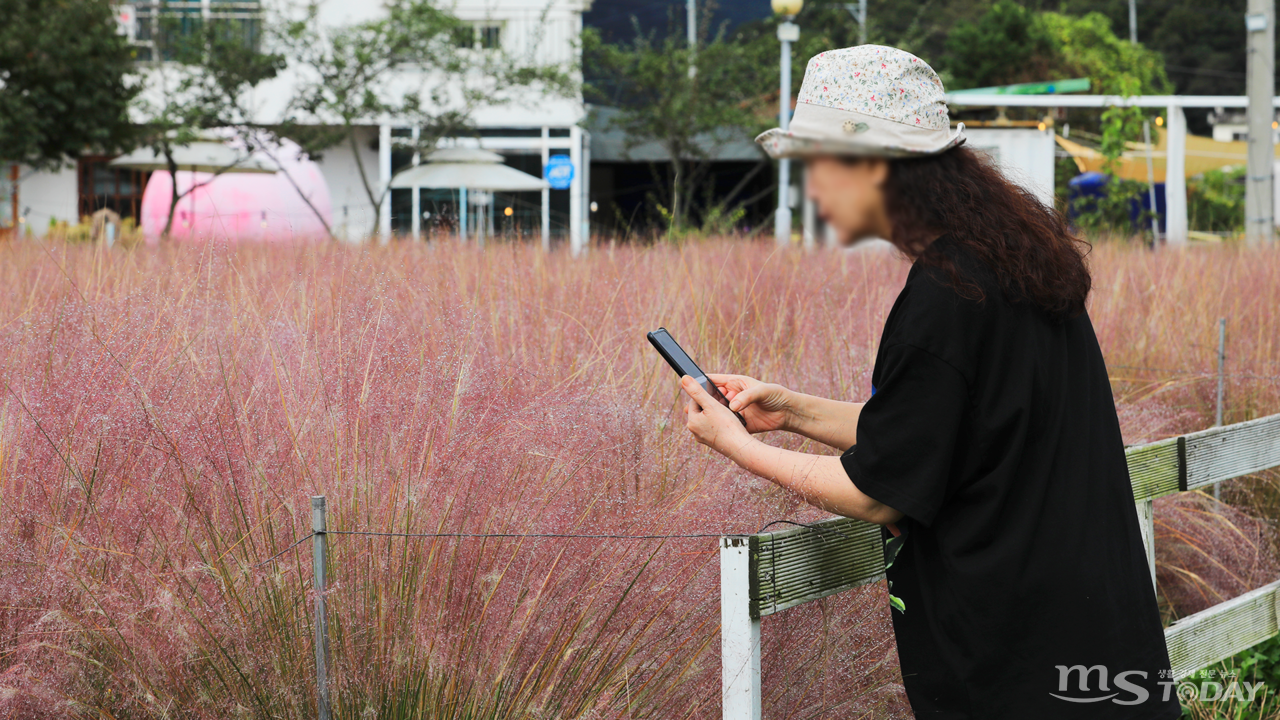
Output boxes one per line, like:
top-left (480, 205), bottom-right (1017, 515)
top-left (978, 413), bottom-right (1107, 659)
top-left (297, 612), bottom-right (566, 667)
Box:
top-left (584, 1), bottom-right (771, 42)
top-left (590, 159), bottom-right (776, 238)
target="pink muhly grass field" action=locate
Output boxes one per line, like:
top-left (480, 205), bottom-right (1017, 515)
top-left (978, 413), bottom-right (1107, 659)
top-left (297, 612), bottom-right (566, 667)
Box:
top-left (0, 237), bottom-right (1277, 718)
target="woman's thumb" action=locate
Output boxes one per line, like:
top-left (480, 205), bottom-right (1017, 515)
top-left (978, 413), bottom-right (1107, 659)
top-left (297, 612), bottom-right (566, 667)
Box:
top-left (728, 386), bottom-right (757, 412)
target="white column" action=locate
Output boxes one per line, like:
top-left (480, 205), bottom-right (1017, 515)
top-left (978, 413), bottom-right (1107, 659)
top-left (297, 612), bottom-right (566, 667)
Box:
top-left (1164, 105), bottom-right (1188, 245)
top-left (721, 536), bottom-right (761, 720)
top-left (775, 22), bottom-right (798, 247)
top-left (378, 123), bottom-right (392, 243)
top-left (582, 129), bottom-right (591, 251)
top-left (541, 126), bottom-right (550, 251)
top-left (459, 188), bottom-right (467, 242)
top-left (1246, 0), bottom-right (1276, 245)
top-left (410, 126), bottom-right (421, 240)
top-left (802, 164), bottom-right (816, 250)
top-left (569, 124), bottom-right (583, 256)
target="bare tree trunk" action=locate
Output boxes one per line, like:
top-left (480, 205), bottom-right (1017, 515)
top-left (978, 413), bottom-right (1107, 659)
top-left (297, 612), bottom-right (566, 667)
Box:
top-left (257, 143), bottom-right (334, 238)
top-left (670, 155), bottom-right (682, 236)
top-left (347, 126), bottom-right (383, 240)
top-left (163, 148), bottom-right (179, 239)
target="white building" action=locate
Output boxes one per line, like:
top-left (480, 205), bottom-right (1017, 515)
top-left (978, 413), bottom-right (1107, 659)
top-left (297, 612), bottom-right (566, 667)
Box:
top-left (12, 0), bottom-right (594, 249)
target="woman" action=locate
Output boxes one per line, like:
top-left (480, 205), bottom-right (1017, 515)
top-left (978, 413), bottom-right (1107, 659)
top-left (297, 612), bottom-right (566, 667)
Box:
top-left (678, 45), bottom-right (1181, 719)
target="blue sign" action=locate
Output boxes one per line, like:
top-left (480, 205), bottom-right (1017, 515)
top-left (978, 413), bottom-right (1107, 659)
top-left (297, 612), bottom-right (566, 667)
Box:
top-left (544, 155), bottom-right (574, 190)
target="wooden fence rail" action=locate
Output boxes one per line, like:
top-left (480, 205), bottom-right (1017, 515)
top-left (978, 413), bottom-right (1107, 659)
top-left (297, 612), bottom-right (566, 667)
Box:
top-left (719, 413), bottom-right (1280, 719)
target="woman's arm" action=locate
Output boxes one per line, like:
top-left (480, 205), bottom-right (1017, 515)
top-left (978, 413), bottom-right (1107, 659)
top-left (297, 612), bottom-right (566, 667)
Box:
top-left (784, 392), bottom-right (864, 451)
top-left (733, 440), bottom-right (903, 525)
top-left (707, 373), bottom-right (863, 450)
top-left (680, 376), bottom-right (903, 526)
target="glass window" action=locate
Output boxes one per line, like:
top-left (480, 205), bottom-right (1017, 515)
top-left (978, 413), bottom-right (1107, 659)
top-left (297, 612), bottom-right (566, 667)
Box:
top-left (78, 157), bottom-right (150, 221)
top-left (479, 25), bottom-right (501, 49)
top-left (130, 0), bottom-right (264, 61)
top-left (452, 25), bottom-right (474, 48)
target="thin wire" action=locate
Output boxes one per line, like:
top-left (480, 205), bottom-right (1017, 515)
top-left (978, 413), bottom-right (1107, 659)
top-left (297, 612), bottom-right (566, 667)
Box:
top-left (255, 532), bottom-right (314, 568)
top-left (326, 529), bottom-right (727, 540)
top-left (252, 519), bottom-right (878, 568)
top-left (1110, 364), bottom-right (1280, 381)
top-left (755, 519), bottom-right (870, 544)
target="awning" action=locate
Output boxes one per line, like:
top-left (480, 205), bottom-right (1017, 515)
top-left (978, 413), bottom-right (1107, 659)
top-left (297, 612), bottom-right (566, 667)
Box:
top-left (1056, 128), bottom-right (1280, 182)
top-left (389, 148), bottom-right (548, 191)
top-left (109, 140), bottom-right (277, 174)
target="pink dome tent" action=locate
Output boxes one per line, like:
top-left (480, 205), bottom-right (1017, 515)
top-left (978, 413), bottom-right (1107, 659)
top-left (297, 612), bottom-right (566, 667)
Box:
top-left (138, 137), bottom-right (333, 244)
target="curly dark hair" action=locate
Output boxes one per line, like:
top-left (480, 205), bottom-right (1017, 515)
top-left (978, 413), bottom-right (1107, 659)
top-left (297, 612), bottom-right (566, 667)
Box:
top-left (877, 145), bottom-right (1093, 323)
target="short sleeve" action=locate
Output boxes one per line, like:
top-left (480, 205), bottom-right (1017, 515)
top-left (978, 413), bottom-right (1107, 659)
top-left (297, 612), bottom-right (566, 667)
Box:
top-left (841, 342), bottom-right (969, 528)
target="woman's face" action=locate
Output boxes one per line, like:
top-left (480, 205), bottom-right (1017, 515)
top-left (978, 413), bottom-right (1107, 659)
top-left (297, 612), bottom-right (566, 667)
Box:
top-left (804, 156), bottom-right (891, 246)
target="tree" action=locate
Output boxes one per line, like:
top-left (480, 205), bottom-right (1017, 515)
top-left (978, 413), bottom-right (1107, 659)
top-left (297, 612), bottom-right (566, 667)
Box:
top-left (0, 0), bottom-right (138, 169)
top-left (583, 16), bottom-right (768, 236)
top-left (1057, 0), bottom-right (1249, 100)
top-left (280, 0), bottom-right (574, 238)
top-left (942, 0), bottom-right (1060, 89)
top-left (132, 9), bottom-right (286, 237)
top-left (1042, 11), bottom-right (1170, 96)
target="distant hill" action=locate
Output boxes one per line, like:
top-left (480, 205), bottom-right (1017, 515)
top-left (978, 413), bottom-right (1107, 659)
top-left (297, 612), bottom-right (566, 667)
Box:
top-left (584, 0), bottom-right (772, 42)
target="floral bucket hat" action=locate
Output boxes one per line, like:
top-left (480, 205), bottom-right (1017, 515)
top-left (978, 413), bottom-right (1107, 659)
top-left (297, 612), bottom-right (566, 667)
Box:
top-left (756, 45), bottom-right (966, 159)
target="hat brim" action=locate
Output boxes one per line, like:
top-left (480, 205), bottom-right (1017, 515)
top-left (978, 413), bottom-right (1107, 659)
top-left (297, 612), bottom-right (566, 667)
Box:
top-left (755, 125), bottom-right (966, 160)
top-left (755, 102), bottom-right (966, 160)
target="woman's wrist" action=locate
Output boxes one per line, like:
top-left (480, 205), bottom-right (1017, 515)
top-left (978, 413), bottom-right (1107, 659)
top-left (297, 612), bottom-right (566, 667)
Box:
top-left (721, 430), bottom-right (757, 471)
top-left (781, 389), bottom-right (814, 435)
top-left (729, 435), bottom-right (768, 475)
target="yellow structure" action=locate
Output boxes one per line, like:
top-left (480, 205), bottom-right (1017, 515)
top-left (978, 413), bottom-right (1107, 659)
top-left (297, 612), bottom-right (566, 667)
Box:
top-left (1056, 128), bottom-right (1280, 181)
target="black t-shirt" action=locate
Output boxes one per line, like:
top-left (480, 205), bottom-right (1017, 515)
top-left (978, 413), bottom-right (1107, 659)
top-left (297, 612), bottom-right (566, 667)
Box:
top-left (840, 235), bottom-right (1181, 719)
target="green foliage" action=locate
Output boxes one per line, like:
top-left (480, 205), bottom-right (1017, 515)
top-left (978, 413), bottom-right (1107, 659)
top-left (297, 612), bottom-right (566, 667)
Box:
top-left (943, 0), bottom-right (1060, 89)
top-left (1230, 634), bottom-right (1280, 686)
top-left (0, 0), bottom-right (138, 168)
top-left (1054, 156), bottom-right (1083, 213)
top-left (583, 18), bottom-right (767, 235)
top-left (1056, 0), bottom-right (1246, 97)
top-left (1188, 167), bottom-right (1246, 234)
top-left (1041, 11), bottom-right (1171, 96)
top-left (1183, 633), bottom-right (1280, 719)
top-left (937, 3), bottom-right (1171, 95)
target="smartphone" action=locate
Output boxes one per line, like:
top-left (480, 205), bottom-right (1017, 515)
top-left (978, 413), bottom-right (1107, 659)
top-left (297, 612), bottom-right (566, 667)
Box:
top-left (647, 327), bottom-right (747, 426)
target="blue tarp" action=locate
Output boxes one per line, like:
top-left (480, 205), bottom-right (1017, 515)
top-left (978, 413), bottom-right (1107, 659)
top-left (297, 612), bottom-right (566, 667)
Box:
top-left (1067, 172), bottom-right (1165, 233)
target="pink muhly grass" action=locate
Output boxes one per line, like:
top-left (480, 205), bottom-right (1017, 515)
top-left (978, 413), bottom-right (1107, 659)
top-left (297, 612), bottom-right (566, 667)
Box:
top-left (1155, 489), bottom-right (1280, 620)
top-left (0, 237), bottom-right (1275, 718)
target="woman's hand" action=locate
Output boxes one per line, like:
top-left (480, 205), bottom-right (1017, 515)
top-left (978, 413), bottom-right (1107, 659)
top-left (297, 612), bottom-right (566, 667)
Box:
top-left (706, 373), bottom-right (795, 434)
top-left (680, 376), bottom-right (757, 464)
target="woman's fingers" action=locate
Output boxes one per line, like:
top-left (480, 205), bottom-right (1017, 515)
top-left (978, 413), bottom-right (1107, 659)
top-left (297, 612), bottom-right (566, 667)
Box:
top-left (708, 373), bottom-right (755, 403)
top-left (727, 385), bottom-right (761, 412)
top-left (707, 373), bottom-right (754, 390)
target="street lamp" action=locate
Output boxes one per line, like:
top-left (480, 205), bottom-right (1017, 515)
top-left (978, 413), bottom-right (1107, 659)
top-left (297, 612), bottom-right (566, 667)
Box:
top-left (772, 0), bottom-right (802, 246)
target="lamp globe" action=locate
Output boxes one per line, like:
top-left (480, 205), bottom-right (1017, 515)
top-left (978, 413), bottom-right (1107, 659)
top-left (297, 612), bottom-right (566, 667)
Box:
top-left (771, 0), bottom-right (803, 16)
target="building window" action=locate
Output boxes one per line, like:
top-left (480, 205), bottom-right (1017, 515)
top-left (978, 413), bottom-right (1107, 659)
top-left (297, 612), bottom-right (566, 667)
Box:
top-left (78, 157), bottom-right (150, 221)
top-left (128, 0), bottom-right (263, 62)
top-left (451, 25), bottom-right (474, 48)
top-left (451, 23), bottom-right (503, 50)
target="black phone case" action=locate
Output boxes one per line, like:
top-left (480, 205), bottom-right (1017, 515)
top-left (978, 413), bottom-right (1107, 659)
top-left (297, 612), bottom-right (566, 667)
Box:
top-left (647, 327), bottom-right (747, 426)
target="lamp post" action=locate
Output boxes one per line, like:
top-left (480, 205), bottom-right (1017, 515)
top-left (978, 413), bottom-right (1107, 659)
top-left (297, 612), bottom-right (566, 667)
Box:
top-left (772, 0), bottom-right (802, 246)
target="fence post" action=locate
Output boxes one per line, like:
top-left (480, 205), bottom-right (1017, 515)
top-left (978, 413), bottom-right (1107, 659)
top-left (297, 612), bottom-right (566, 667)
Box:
top-left (721, 536), bottom-right (761, 720)
top-left (312, 496), bottom-right (331, 720)
top-left (1214, 318), bottom-right (1227, 502)
top-left (1136, 499), bottom-right (1156, 594)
